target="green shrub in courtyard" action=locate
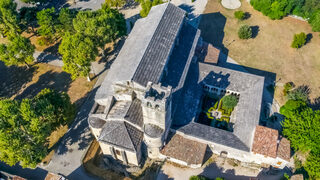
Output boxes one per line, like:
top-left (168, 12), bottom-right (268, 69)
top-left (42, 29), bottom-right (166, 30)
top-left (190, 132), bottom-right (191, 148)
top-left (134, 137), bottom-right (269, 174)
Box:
top-left (234, 11), bottom-right (245, 20)
top-left (291, 32), bottom-right (307, 48)
top-left (222, 95), bottom-right (238, 110)
top-left (238, 25), bottom-right (252, 39)
top-left (189, 175), bottom-right (209, 180)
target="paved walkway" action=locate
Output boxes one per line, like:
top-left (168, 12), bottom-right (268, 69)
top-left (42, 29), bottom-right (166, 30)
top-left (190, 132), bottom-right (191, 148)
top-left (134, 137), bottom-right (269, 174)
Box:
top-left (42, 68), bottom-right (108, 179)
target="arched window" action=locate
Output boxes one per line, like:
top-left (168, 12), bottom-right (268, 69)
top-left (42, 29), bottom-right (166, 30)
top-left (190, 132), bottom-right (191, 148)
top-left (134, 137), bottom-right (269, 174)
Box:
top-left (155, 104), bottom-right (160, 110)
top-left (147, 102), bottom-right (152, 108)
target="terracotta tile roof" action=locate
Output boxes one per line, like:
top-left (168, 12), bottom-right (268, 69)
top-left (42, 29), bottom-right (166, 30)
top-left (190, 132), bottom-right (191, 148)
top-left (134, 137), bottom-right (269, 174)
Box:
top-left (204, 43), bottom-right (220, 64)
top-left (252, 125), bottom-right (278, 158)
top-left (161, 133), bottom-right (207, 165)
top-left (276, 137), bottom-right (291, 161)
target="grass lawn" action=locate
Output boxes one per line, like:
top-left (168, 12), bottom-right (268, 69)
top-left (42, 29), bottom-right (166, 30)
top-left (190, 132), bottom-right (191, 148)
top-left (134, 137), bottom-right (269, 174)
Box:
top-left (199, 0), bottom-right (320, 105)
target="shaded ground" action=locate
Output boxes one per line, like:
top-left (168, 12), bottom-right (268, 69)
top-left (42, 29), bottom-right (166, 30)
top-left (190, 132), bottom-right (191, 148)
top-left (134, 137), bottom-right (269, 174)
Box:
top-left (199, 0), bottom-right (320, 105)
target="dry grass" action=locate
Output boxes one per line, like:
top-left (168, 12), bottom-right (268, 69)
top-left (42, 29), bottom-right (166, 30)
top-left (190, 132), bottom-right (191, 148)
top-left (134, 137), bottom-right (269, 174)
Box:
top-left (199, 0), bottom-right (320, 105)
top-left (11, 63), bottom-right (97, 106)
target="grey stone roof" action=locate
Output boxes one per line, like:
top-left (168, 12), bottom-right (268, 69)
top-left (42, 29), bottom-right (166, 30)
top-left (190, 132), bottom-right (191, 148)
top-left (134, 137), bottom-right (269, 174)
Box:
top-left (177, 122), bottom-right (249, 151)
top-left (99, 120), bottom-right (143, 152)
top-left (124, 99), bottom-right (143, 128)
top-left (88, 117), bottom-right (106, 129)
top-left (95, 3), bottom-right (186, 102)
top-left (132, 3), bottom-right (185, 86)
top-left (160, 22), bottom-right (200, 91)
top-left (173, 61), bottom-right (264, 151)
top-left (144, 123), bottom-right (164, 138)
top-left (107, 101), bottom-right (131, 120)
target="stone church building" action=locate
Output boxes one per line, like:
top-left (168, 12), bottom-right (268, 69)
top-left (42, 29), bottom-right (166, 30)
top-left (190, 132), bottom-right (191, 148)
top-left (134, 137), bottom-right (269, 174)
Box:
top-left (88, 3), bottom-right (290, 169)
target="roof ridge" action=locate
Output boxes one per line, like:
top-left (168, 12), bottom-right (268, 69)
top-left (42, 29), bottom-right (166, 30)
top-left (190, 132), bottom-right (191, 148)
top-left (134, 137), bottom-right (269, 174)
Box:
top-left (123, 121), bottom-right (138, 151)
top-left (131, 3), bottom-right (169, 85)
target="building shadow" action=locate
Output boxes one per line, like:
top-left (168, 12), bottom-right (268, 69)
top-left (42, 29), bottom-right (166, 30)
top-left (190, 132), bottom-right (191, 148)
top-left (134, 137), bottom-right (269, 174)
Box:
top-left (36, 41), bottom-right (62, 64)
top-left (15, 70), bottom-right (72, 100)
top-left (0, 161), bottom-right (48, 180)
top-left (0, 61), bottom-right (36, 98)
top-left (56, 87), bottom-right (99, 155)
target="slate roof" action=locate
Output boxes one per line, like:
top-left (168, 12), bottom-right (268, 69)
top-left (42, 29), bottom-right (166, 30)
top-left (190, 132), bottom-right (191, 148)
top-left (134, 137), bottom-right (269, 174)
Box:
top-left (124, 99), bottom-right (143, 128)
top-left (95, 3), bottom-right (186, 102)
top-left (88, 117), bottom-right (106, 129)
top-left (177, 122), bottom-right (249, 151)
top-left (276, 137), bottom-right (291, 161)
top-left (132, 3), bottom-right (186, 86)
top-left (99, 120), bottom-right (144, 152)
top-left (161, 132), bottom-right (207, 165)
top-left (173, 61), bottom-right (264, 151)
top-left (252, 125), bottom-right (278, 158)
top-left (144, 123), bottom-right (164, 138)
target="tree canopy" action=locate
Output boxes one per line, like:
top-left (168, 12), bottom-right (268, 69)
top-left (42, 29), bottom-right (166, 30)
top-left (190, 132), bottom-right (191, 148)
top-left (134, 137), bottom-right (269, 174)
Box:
top-left (0, 0), bottom-right (20, 37)
top-left (59, 32), bottom-right (98, 80)
top-left (36, 7), bottom-right (57, 40)
top-left (0, 88), bottom-right (74, 168)
top-left (140, 0), bottom-right (163, 18)
top-left (0, 35), bottom-right (35, 67)
top-left (73, 5), bottom-right (126, 49)
top-left (105, 0), bottom-right (126, 8)
top-left (250, 0), bottom-right (320, 31)
top-left (291, 32), bottom-right (307, 48)
top-left (280, 99), bottom-right (320, 178)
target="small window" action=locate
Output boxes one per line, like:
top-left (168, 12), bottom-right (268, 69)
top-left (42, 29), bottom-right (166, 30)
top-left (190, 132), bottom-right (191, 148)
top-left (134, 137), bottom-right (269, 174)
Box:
top-left (147, 102), bottom-right (152, 108)
top-left (115, 149), bottom-right (121, 155)
top-left (155, 104), bottom-right (160, 109)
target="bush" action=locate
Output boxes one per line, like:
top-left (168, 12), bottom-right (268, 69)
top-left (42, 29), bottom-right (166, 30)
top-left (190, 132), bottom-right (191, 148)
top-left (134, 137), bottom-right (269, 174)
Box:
top-left (238, 25), bottom-right (252, 39)
top-left (221, 95), bottom-right (239, 110)
top-left (283, 82), bottom-right (295, 96)
top-left (234, 11), bottom-right (245, 20)
top-left (287, 85), bottom-right (310, 102)
top-left (291, 32), bottom-right (307, 48)
top-left (189, 175), bottom-right (208, 180)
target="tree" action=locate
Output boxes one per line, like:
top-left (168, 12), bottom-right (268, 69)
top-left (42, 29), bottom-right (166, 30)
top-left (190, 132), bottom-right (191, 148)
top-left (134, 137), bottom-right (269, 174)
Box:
top-left (20, 0), bottom-right (44, 3)
top-left (0, 0), bottom-right (20, 37)
top-left (140, 0), bottom-right (163, 18)
top-left (105, 0), bottom-right (126, 8)
top-left (280, 100), bottom-right (320, 153)
top-left (291, 32), bottom-right (307, 48)
top-left (221, 95), bottom-right (239, 110)
top-left (304, 151), bottom-right (320, 179)
top-left (234, 11), bottom-right (245, 20)
top-left (72, 5), bottom-right (126, 50)
top-left (0, 88), bottom-right (74, 168)
top-left (309, 10), bottom-right (320, 32)
top-left (19, 7), bottom-right (39, 33)
top-left (36, 7), bottom-right (57, 41)
top-left (56, 8), bottom-right (77, 36)
top-left (0, 35), bottom-right (35, 68)
top-left (189, 175), bottom-right (209, 180)
top-left (59, 32), bottom-right (98, 80)
top-left (238, 25), bottom-right (252, 39)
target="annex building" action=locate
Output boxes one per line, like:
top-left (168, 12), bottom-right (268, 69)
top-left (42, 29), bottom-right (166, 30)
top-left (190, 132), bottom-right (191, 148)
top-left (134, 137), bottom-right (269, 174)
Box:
top-left (88, 3), bottom-right (290, 169)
